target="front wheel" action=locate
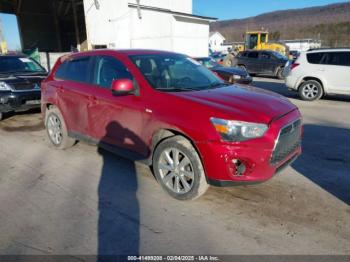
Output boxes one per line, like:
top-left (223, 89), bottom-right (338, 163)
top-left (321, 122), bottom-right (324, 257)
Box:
top-left (153, 136), bottom-right (209, 200)
top-left (45, 106), bottom-right (76, 149)
top-left (298, 80), bottom-right (323, 101)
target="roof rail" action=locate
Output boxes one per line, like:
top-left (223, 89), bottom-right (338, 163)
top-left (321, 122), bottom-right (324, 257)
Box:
top-left (307, 47), bottom-right (350, 51)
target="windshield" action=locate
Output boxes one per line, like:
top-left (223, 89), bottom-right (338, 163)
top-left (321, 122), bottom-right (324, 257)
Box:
top-left (197, 58), bottom-right (220, 69)
top-left (0, 56), bottom-right (46, 74)
top-left (129, 54), bottom-right (225, 92)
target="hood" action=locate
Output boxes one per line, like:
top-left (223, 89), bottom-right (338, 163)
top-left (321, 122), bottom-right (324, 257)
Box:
top-left (212, 66), bottom-right (247, 76)
top-left (173, 85), bottom-right (297, 124)
top-left (0, 73), bottom-right (47, 91)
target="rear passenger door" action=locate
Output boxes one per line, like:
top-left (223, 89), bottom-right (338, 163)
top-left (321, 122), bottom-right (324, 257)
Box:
top-left (54, 56), bottom-right (94, 135)
top-left (245, 51), bottom-right (260, 73)
top-left (321, 52), bottom-right (350, 94)
top-left (258, 52), bottom-right (276, 75)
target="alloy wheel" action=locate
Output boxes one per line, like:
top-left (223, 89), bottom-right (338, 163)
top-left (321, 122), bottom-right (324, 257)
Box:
top-left (302, 83), bottom-right (319, 99)
top-left (158, 148), bottom-right (195, 194)
top-left (47, 114), bottom-right (63, 145)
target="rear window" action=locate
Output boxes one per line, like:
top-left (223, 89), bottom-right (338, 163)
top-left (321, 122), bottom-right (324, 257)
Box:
top-left (307, 52), bottom-right (324, 64)
top-left (55, 56), bottom-right (91, 82)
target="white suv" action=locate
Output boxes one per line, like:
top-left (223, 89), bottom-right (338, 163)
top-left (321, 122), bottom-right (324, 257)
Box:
top-left (285, 48), bottom-right (350, 101)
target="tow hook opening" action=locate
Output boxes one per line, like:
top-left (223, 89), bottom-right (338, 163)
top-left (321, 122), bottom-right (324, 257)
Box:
top-left (232, 159), bottom-right (246, 176)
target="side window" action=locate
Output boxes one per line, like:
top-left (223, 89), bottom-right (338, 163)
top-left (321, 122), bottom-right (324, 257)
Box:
top-left (323, 52), bottom-right (350, 66)
top-left (94, 56), bottom-right (133, 88)
top-left (339, 52), bottom-right (350, 66)
top-left (307, 52), bottom-right (324, 64)
top-left (55, 61), bottom-right (69, 79)
top-left (259, 52), bottom-right (271, 60)
top-left (247, 52), bottom-right (259, 59)
top-left (58, 56), bottom-right (91, 83)
top-left (133, 57), bottom-right (159, 87)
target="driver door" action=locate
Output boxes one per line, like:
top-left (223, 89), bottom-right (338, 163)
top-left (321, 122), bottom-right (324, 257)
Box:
top-left (88, 55), bottom-right (150, 156)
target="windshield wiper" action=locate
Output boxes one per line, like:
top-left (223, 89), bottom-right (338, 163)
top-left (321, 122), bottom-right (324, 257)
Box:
top-left (14, 71), bottom-right (46, 75)
top-left (209, 82), bottom-right (230, 89)
top-left (155, 87), bottom-right (198, 92)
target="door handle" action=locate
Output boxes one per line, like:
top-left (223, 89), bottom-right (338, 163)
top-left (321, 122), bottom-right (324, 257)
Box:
top-left (88, 96), bottom-right (97, 105)
top-left (57, 86), bottom-right (64, 93)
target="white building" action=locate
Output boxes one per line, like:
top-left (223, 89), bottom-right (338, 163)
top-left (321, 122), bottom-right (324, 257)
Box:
top-left (283, 39), bottom-right (322, 52)
top-left (209, 31), bottom-right (227, 52)
top-left (83, 0), bottom-right (216, 57)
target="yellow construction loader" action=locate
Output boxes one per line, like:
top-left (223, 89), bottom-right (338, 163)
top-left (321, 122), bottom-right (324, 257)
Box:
top-left (241, 31), bottom-right (288, 57)
top-left (0, 41), bottom-right (7, 54)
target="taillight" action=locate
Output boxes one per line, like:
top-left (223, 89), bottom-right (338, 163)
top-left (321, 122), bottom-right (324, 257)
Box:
top-left (291, 63), bottom-right (300, 70)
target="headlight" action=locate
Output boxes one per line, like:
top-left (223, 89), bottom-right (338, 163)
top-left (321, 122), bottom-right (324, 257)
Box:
top-left (0, 82), bottom-right (12, 91)
top-left (233, 75), bottom-right (242, 80)
top-left (210, 117), bottom-right (268, 142)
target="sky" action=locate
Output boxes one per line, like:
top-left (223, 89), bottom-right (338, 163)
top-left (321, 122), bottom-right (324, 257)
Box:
top-left (0, 0), bottom-right (348, 50)
top-left (193, 0), bottom-right (349, 20)
top-left (0, 13), bottom-right (21, 50)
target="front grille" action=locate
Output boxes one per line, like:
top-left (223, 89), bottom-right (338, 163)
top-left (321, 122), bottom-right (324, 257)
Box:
top-left (270, 119), bottom-right (302, 165)
top-left (12, 82), bottom-right (40, 91)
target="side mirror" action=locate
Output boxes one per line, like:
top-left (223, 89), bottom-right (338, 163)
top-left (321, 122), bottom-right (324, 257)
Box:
top-left (111, 79), bottom-right (135, 96)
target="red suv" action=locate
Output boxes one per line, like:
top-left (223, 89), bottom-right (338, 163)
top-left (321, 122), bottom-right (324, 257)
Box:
top-left (41, 49), bottom-right (302, 200)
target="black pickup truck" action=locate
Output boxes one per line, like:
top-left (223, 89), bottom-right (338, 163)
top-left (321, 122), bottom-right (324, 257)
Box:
top-left (0, 54), bottom-right (47, 120)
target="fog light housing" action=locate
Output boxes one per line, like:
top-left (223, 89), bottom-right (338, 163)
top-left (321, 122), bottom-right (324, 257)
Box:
top-left (232, 159), bottom-right (246, 176)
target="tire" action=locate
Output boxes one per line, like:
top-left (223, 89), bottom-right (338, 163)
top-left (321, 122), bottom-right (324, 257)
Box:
top-left (298, 80), bottom-right (323, 101)
top-left (153, 135), bottom-right (209, 200)
top-left (0, 112), bottom-right (3, 121)
top-left (276, 67), bottom-right (284, 80)
top-left (45, 106), bottom-right (76, 149)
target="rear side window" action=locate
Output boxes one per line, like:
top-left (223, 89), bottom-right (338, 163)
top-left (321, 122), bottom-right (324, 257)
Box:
top-left (323, 52), bottom-right (350, 66)
top-left (307, 52), bottom-right (324, 64)
top-left (259, 52), bottom-right (271, 59)
top-left (55, 61), bottom-right (68, 79)
top-left (247, 52), bottom-right (259, 59)
top-left (94, 56), bottom-right (133, 88)
top-left (55, 56), bottom-right (91, 83)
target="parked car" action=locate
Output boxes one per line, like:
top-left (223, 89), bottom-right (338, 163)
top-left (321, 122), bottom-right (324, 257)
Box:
top-left (195, 57), bottom-right (252, 84)
top-left (0, 54), bottom-right (48, 120)
top-left (210, 52), bottom-right (226, 64)
top-left (289, 50), bottom-right (300, 61)
top-left (285, 48), bottom-right (350, 101)
top-left (235, 50), bottom-right (289, 79)
top-left (42, 49), bottom-right (302, 200)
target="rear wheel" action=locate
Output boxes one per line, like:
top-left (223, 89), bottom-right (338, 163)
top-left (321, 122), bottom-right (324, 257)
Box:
top-left (45, 106), bottom-right (76, 149)
top-left (153, 136), bottom-right (209, 200)
top-left (298, 80), bottom-right (323, 101)
top-left (277, 67), bottom-right (284, 80)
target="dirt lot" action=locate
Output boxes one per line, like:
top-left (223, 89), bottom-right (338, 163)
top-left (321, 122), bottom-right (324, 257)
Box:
top-left (0, 78), bottom-right (349, 256)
